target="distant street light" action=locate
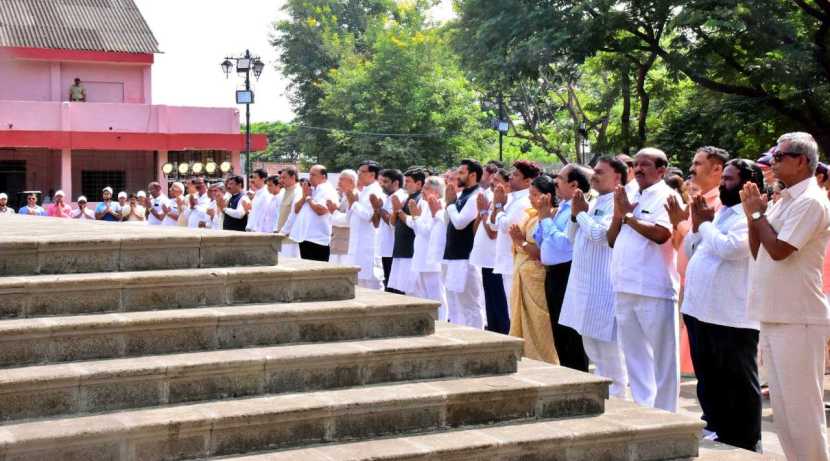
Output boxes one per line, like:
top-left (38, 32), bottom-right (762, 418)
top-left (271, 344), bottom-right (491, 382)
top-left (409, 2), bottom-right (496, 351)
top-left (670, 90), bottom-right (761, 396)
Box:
top-left (221, 50), bottom-right (265, 182)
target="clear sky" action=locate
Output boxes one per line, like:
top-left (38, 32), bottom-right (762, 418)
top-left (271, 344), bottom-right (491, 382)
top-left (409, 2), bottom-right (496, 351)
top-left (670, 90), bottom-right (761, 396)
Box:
top-left (133, 0), bottom-right (454, 124)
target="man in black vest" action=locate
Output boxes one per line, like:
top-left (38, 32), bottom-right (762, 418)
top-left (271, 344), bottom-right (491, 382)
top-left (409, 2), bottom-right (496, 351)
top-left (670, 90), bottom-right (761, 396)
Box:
top-left (443, 159), bottom-right (486, 328)
top-left (219, 175), bottom-right (249, 231)
top-left (387, 167), bottom-right (425, 294)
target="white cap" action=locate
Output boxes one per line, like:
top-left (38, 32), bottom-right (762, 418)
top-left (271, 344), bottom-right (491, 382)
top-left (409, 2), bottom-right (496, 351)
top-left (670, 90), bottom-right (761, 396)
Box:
top-left (0, 193), bottom-right (7, 200)
top-left (54, 190), bottom-right (65, 198)
top-left (102, 187), bottom-right (113, 194)
top-left (136, 190), bottom-right (146, 198)
top-left (77, 196), bottom-right (88, 202)
top-left (117, 191), bottom-right (128, 199)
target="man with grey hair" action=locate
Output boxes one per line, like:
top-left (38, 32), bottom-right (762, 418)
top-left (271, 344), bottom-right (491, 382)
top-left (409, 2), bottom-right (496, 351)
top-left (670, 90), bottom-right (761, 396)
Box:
top-left (741, 131), bottom-right (830, 461)
top-left (609, 147), bottom-right (682, 413)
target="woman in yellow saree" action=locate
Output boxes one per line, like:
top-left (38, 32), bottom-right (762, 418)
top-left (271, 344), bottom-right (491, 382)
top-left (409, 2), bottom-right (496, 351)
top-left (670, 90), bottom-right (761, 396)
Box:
top-left (508, 174), bottom-right (559, 364)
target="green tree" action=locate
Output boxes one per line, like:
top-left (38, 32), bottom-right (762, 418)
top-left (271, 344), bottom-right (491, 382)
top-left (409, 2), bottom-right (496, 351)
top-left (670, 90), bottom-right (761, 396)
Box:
top-left (246, 121), bottom-right (304, 163)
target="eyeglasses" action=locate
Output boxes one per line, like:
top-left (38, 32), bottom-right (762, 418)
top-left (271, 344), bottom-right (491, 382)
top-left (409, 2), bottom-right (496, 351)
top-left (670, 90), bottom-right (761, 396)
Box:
top-left (772, 151), bottom-right (803, 162)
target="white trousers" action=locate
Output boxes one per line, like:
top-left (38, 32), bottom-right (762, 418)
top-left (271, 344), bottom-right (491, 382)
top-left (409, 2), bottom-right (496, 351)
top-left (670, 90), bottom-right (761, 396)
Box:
top-left (583, 335), bottom-right (628, 398)
top-left (357, 278), bottom-right (384, 290)
top-left (446, 265), bottom-right (485, 329)
top-left (500, 272), bottom-right (513, 320)
top-left (414, 271), bottom-right (448, 322)
top-left (762, 322), bottom-right (830, 461)
top-left (329, 253), bottom-right (352, 265)
top-left (280, 241), bottom-right (300, 258)
top-left (615, 292), bottom-right (679, 412)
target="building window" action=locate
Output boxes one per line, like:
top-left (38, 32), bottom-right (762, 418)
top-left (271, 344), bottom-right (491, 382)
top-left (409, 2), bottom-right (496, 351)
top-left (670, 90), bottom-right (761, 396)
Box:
top-left (81, 171), bottom-right (126, 201)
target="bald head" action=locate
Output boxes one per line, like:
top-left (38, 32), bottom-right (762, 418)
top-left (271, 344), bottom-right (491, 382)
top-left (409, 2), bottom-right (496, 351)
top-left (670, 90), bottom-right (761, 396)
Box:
top-left (309, 164), bottom-right (328, 186)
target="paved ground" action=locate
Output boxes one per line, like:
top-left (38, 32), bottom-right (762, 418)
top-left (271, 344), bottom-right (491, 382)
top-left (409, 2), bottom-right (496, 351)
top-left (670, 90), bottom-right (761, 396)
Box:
top-left (676, 375), bottom-right (830, 460)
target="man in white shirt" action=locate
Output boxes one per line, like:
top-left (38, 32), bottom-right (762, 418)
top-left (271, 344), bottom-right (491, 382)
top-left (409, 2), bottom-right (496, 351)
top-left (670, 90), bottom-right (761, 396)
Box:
top-left (682, 158), bottom-right (763, 452)
top-left (560, 156), bottom-right (629, 398)
top-left (146, 182), bottom-right (167, 225)
top-left (491, 161), bottom-right (539, 316)
top-left (290, 164), bottom-right (339, 261)
top-left (185, 177), bottom-right (211, 228)
top-left (388, 168), bottom-right (425, 294)
top-left (408, 175), bottom-right (448, 320)
top-left (617, 153), bottom-right (638, 200)
top-left (329, 169), bottom-right (357, 265)
top-left (341, 161), bottom-right (385, 289)
top-left (608, 147), bottom-right (681, 413)
top-left (0, 193), bottom-right (15, 216)
top-left (742, 132), bottom-right (830, 461)
top-left (274, 167), bottom-right (302, 257)
top-left (71, 196), bottom-right (95, 220)
top-left (471, 164), bottom-right (506, 333)
top-left (443, 159), bottom-right (486, 329)
top-left (246, 169), bottom-right (271, 232)
top-left (162, 182), bottom-right (184, 226)
top-left (378, 169), bottom-right (407, 293)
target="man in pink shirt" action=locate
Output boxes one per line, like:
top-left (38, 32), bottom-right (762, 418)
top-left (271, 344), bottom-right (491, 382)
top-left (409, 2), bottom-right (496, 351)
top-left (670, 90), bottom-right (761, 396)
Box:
top-left (47, 190), bottom-right (72, 218)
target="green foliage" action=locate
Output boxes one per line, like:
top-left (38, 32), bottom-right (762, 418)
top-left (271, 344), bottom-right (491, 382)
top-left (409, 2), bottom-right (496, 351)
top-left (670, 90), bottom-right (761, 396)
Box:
top-left (245, 121), bottom-right (304, 163)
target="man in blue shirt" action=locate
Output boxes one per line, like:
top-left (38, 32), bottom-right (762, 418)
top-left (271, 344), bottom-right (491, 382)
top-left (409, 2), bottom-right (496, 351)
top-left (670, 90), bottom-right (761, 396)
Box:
top-left (535, 164), bottom-right (591, 371)
top-left (95, 187), bottom-right (121, 222)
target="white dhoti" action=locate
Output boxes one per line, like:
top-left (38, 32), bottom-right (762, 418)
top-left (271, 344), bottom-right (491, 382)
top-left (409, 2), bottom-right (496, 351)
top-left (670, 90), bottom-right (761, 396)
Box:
top-left (583, 335), bottom-right (628, 398)
top-left (414, 271), bottom-right (448, 321)
top-left (444, 260), bottom-right (485, 329)
top-left (280, 240), bottom-right (300, 258)
top-left (614, 292), bottom-right (679, 412)
top-left (329, 253), bottom-right (353, 265)
top-left (388, 257), bottom-right (416, 294)
top-left (762, 322), bottom-right (830, 461)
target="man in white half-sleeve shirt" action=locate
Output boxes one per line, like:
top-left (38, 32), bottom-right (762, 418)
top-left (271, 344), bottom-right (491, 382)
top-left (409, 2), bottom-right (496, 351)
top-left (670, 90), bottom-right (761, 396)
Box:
top-left (185, 177), bottom-right (211, 229)
top-left (608, 147), bottom-right (681, 413)
top-left (161, 182), bottom-right (184, 227)
top-left (342, 160), bottom-right (385, 289)
top-left (560, 156), bottom-right (629, 398)
top-left (617, 154), bottom-right (638, 201)
top-left (682, 158), bottom-right (763, 452)
top-left (146, 182), bottom-right (167, 226)
top-left (470, 163), bottom-right (507, 333)
top-left (743, 132), bottom-right (830, 461)
top-left (491, 160), bottom-right (539, 328)
top-left (443, 158), bottom-right (486, 329)
top-left (246, 169), bottom-right (270, 232)
top-left (378, 169), bottom-right (407, 293)
top-left (0, 193), bottom-right (15, 216)
top-left (290, 164), bottom-right (339, 261)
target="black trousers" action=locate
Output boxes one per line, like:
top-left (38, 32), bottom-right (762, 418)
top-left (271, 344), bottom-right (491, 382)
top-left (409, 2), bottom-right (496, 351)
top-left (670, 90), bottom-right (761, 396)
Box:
top-left (482, 267), bottom-right (510, 334)
top-left (299, 240), bottom-right (330, 262)
top-left (544, 262), bottom-right (589, 372)
top-left (683, 314), bottom-right (761, 452)
top-left (382, 256), bottom-right (403, 294)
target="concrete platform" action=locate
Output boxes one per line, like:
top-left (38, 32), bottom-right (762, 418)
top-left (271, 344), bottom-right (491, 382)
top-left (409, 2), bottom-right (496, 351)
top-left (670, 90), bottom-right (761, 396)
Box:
top-left (0, 258), bottom-right (357, 319)
top-left (0, 215), bottom-right (281, 275)
top-left (0, 289), bottom-right (438, 367)
top-left (0, 323), bottom-right (523, 423)
top-left (0, 360), bottom-right (610, 460)
top-left (209, 399), bottom-right (703, 461)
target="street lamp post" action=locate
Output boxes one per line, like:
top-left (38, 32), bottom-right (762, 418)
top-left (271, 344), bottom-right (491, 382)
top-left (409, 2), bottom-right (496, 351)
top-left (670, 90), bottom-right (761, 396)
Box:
top-left (221, 50), bottom-right (265, 181)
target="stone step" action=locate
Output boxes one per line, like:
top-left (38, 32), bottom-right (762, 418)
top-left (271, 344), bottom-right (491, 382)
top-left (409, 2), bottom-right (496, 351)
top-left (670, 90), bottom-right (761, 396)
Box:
top-left (213, 399), bottom-right (704, 461)
top-left (0, 289), bottom-right (437, 367)
top-left (0, 323), bottom-right (523, 423)
top-left (0, 360), bottom-right (610, 461)
top-left (0, 258), bottom-right (357, 319)
top-left (0, 215), bottom-right (280, 276)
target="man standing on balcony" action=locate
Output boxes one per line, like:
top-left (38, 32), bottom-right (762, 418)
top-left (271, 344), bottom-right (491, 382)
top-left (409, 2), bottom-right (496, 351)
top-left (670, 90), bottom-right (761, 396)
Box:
top-left (0, 193), bottom-right (15, 215)
top-left (47, 190), bottom-right (72, 218)
top-left (69, 78), bottom-right (86, 102)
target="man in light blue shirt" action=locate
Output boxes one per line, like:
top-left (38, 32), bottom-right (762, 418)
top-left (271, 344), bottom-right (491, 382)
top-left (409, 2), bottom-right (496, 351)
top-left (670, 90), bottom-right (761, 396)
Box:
top-left (534, 164), bottom-right (591, 371)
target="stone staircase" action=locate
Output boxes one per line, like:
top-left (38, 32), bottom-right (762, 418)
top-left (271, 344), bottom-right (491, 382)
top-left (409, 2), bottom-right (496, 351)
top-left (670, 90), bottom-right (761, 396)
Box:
top-left (0, 216), bottom-right (704, 460)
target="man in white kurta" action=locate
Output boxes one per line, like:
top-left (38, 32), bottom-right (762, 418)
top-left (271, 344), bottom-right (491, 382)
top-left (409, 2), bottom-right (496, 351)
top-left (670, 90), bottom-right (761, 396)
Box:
top-left (443, 159), bottom-right (486, 329)
top-left (344, 161), bottom-right (385, 289)
top-left (246, 169), bottom-right (271, 232)
top-left (408, 177), bottom-right (448, 320)
top-left (609, 148), bottom-right (681, 413)
top-left (184, 178), bottom-right (211, 229)
top-left (560, 157), bottom-right (628, 397)
top-left (743, 132), bottom-right (830, 461)
top-left (0, 193), bottom-right (15, 216)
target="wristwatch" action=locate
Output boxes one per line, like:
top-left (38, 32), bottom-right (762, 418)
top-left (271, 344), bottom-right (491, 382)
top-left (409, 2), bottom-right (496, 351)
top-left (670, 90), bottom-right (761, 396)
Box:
top-left (623, 212), bottom-right (634, 224)
top-left (751, 211), bottom-right (764, 221)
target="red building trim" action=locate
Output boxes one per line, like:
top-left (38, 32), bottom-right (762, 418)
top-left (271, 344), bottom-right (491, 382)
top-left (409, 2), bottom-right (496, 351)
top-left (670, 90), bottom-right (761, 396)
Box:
top-left (0, 130), bottom-right (267, 152)
top-left (0, 47), bottom-right (154, 64)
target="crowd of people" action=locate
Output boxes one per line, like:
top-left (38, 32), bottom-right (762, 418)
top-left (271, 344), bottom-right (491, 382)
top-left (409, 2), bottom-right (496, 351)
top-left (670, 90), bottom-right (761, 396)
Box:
top-left (1, 131), bottom-right (828, 459)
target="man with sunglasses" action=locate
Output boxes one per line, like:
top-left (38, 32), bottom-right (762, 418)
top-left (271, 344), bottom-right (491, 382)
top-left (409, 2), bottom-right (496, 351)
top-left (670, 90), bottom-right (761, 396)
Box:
top-left (741, 132), bottom-right (830, 461)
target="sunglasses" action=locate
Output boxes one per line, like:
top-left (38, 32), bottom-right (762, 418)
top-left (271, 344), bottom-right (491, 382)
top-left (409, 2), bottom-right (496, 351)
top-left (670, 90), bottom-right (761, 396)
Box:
top-left (772, 151), bottom-right (803, 162)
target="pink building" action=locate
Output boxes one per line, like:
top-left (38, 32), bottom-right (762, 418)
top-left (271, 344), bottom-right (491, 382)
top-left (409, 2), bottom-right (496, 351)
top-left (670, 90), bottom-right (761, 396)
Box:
top-left (0, 0), bottom-right (266, 208)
